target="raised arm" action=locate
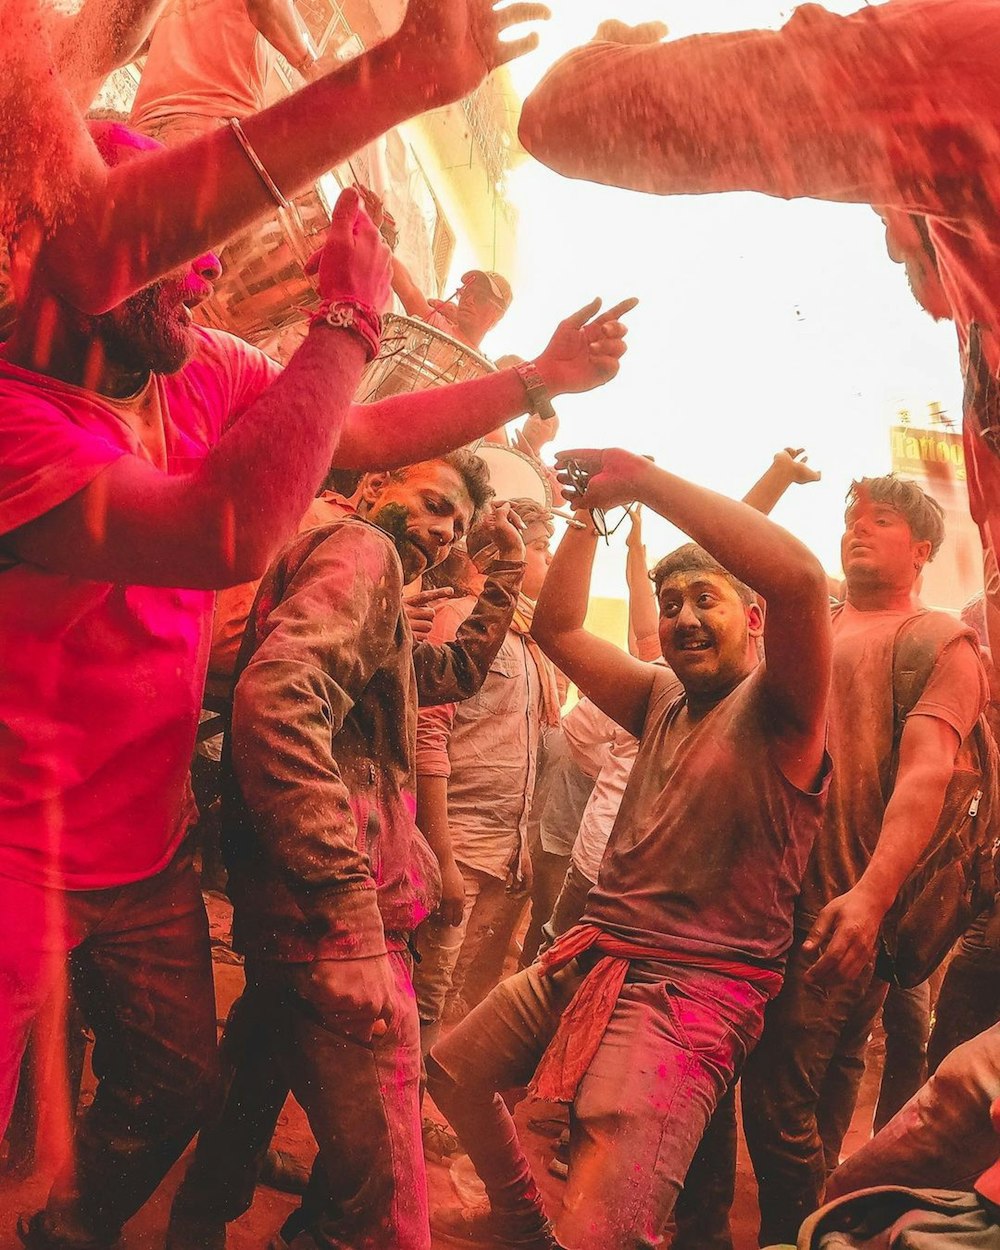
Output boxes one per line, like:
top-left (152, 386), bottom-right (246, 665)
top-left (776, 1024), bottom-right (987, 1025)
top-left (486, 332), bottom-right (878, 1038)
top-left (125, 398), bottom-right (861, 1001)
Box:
top-left (518, 6), bottom-right (978, 215)
top-left (555, 448), bottom-right (831, 771)
top-left (624, 507), bottom-right (660, 661)
top-left (333, 297), bottom-right (635, 469)
top-left (532, 520), bottom-right (657, 738)
top-left (244, 0), bottom-right (318, 73)
top-left (40, 0), bottom-right (550, 313)
top-left (414, 504), bottom-right (526, 704)
top-left (390, 256), bottom-right (435, 320)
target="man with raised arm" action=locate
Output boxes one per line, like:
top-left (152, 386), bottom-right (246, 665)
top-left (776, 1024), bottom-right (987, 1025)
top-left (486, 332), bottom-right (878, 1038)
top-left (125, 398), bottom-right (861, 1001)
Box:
top-left (0, 112), bottom-right (631, 1250)
top-left (517, 7), bottom-right (1000, 616)
top-left (426, 447), bottom-right (832, 1250)
top-left (20, 0), bottom-right (551, 315)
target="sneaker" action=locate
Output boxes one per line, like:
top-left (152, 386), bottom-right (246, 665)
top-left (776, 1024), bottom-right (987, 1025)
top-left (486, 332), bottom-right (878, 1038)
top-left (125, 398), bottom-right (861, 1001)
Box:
top-left (17, 1213), bottom-right (118, 1250)
top-left (422, 1115), bottom-right (461, 1162)
top-left (164, 1199), bottom-right (226, 1250)
top-left (431, 1200), bottom-right (558, 1249)
top-left (259, 1146), bottom-right (311, 1195)
top-left (547, 1128), bottom-right (569, 1182)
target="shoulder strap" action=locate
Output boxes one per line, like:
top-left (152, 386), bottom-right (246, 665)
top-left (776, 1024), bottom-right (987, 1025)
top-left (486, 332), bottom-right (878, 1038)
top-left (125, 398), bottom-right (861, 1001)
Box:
top-left (891, 610), bottom-right (971, 725)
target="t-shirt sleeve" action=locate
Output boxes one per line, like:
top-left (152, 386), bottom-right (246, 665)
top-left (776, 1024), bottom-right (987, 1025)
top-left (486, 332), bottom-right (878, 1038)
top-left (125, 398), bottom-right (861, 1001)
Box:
top-left (909, 634), bottom-right (990, 741)
top-left (201, 329), bottom-right (282, 432)
top-left (520, 2), bottom-right (984, 218)
top-left (0, 392), bottom-right (127, 538)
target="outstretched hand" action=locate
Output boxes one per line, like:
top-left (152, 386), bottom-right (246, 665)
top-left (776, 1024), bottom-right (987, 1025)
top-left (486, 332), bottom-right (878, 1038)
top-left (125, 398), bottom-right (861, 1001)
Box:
top-left (392, 0), bottom-right (552, 109)
top-left (554, 447), bottom-right (653, 514)
top-left (535, 298), bottom-right (638, 398)
top-left (775, 447), bottom-right (822, 486)
top-left (304, 188), bottom-right (392, 310)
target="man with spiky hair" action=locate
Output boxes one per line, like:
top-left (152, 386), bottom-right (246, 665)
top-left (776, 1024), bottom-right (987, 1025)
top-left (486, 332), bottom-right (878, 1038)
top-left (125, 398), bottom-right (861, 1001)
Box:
top-left (739, 475), bottom-right (990, 1247)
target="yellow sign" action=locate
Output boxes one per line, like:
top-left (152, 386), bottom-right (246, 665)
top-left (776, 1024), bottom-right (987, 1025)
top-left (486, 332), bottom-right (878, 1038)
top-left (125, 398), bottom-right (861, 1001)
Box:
top-left (890, 426), bottom-right (966, 484)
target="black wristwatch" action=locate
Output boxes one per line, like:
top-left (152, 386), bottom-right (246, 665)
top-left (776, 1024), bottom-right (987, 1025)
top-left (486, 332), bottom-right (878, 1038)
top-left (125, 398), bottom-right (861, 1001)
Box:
top-left (514, 360), bottom-right (557, 422)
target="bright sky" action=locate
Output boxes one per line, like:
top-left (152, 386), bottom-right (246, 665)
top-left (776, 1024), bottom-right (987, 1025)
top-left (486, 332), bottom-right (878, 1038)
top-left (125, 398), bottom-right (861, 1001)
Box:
top-left (482, 0), bottom-right (964, 598)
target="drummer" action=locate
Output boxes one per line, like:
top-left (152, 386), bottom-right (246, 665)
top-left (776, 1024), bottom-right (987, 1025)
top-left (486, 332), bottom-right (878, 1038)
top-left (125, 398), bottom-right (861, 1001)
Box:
top-left (358, 186), bottom-right (512, 351)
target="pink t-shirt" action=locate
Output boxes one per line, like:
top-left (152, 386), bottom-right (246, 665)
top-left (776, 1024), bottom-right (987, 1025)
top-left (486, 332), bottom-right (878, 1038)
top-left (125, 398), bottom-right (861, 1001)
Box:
top-left (0, 327), bottom-right (279, 890)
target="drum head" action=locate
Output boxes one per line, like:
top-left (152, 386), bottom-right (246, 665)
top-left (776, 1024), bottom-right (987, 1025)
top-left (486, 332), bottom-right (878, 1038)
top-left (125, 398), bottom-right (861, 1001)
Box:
top-left (472, 443), bottom-right (553, 507)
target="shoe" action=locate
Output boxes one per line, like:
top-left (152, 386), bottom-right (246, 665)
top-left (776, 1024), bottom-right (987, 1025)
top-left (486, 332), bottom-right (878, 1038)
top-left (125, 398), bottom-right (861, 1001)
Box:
top-left (17, 1213), bottom-right (118, 1250)
top-left (259, 1146), bottom-right (311, 1195)
top-left (164, 1199), bottom-right (226, 1250)
top-left (422, 1115), bottom-right (461, 1162)
top-left (547, 1129), bottom-right (569, 1181)
top-left (431, 1200), bottom-right (558, 1248)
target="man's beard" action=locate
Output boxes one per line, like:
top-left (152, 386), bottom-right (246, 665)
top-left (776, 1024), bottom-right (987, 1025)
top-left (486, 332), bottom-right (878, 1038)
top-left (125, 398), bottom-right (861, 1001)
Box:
top-left (98, 280), bottom-right (195, 377)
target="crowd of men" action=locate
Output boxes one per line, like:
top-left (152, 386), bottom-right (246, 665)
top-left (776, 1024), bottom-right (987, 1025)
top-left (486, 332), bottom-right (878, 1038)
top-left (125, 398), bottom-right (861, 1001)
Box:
top-left (2, 2), bottom-right (1000, 1249)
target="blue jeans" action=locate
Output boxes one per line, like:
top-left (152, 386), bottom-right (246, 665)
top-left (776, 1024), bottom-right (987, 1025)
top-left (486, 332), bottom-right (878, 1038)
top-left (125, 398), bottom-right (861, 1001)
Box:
top-left (427, 956), bottom-right (766, 1250)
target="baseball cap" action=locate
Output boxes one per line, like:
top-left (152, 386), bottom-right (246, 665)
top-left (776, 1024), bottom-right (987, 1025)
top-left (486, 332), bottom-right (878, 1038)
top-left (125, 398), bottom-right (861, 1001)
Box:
top-left (461, 270), bottom-right (513, 311)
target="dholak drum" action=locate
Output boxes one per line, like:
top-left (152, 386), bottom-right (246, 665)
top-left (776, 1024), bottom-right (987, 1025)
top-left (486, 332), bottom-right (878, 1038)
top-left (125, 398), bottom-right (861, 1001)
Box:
top-left (354, 313), bottom-right (496, 404)
top-left (197, 183), bottom-right (332, 344)
top-left (470, 442), bottom-right (553, 508)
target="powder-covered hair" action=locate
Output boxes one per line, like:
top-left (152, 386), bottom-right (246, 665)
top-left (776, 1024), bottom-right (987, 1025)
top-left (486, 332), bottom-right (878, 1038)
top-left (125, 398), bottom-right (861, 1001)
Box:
top-left (649, 542), bottom-right (757, 606)
top-left (845, 475), bottom-right (945, 560)
top-left (389, 449), bottom-right (494, 526)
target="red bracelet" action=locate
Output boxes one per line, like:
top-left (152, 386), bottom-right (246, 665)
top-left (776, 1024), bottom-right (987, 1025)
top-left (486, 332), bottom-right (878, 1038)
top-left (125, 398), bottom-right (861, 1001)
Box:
top-left (308, 299), bottom-right (383, 362)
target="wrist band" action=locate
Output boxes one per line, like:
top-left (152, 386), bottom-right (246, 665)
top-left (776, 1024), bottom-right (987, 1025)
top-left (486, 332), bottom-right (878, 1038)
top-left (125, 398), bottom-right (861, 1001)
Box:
top-left (513, 360), bottom-right (556, 422)
top-left (228, 117), bottom-right (290, 211)
top-left (308, 298), bottom-right (383, 362)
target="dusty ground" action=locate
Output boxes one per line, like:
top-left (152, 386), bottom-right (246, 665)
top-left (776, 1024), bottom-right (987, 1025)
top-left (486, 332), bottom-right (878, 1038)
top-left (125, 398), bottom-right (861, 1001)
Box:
top-left (0, 893), bottom-right (884, 1250)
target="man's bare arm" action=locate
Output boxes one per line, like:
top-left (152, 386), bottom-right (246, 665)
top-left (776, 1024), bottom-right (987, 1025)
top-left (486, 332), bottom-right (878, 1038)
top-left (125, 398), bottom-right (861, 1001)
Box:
top-left (57, 0), bottom-right (171, 108)
top-left (555, 448), bottom-right (831, 785)
top-left (518, 7), bottom-right (971, 216)
top-left (803, 715), bottom-right (961, 987)
top-left (390, 256), bottom-right (434, 320)
top-left (532, 522), bottom-right (657, 739)
top-left (244, 0), bottom-right (317, 71)
top-left (334, 297), bottom-right (634, 469)
top-left (41, 0), bottom-right (550, 314)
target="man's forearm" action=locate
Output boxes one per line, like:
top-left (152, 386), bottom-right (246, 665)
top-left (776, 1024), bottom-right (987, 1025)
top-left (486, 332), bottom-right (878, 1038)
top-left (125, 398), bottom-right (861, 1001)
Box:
top-left (196, 324), bottom-right (366, 580)
top-left (414, 561), bottom-right (523, 705)
top-left (534, 524), bottom-right (598, 643)
top-left (634, 461), bottom-right (822, 605)
top-left (245, 0), bottom-right (316, 70)
top-left (337, 369), bottom-right (537, 469)
top-left (857, 760), bottom-right (956, 912)
top-left (43, 38), bottom-right (422, 313)
top-left (742, 460), bottom-right (797, 515)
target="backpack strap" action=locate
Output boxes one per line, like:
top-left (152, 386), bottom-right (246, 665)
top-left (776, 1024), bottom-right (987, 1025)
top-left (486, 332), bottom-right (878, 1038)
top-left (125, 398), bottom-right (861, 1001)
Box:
top-left (891, 610), bottom-right (974, 738)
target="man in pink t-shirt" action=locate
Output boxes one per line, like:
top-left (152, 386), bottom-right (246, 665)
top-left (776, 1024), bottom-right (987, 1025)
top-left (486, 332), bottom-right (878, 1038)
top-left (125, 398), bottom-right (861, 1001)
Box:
top-left (0, 115), bottom-right (633, 1250)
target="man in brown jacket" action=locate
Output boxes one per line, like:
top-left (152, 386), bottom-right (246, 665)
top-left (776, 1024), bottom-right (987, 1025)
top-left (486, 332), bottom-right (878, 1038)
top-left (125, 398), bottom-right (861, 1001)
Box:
top-left (178, 450), bottom-right (527, 1250)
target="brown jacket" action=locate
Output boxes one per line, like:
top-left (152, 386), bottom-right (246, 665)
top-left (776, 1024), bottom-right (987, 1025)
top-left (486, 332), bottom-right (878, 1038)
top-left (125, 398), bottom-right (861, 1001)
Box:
top-left (222, 518), bottom-right (523, 962)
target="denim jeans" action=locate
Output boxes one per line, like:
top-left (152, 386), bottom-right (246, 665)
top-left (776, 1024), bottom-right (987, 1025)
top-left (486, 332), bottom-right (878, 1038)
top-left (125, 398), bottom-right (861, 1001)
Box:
top-left (826, 1021), bottom-right (1000, 1198)
top-left (929, 907), bottom-right (1000, 1071)
top-left (737, 933), bottom-right (888, 1246)
top-left (183, 951), bottom-right (428, 1250)
top-left (412, 865), bottom-right (525, 1052)
top-left (0, 849), bottom-right (219, 1247)
top-left (427, 956), bottom-right (766, 1250)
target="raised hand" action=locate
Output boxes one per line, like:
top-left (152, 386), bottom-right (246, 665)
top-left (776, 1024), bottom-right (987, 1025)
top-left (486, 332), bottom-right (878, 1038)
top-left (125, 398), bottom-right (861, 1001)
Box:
top-left (554, 447), bottom-right (652, 514)
top-left (469, 500), bottom-right (527, 563)
top-left (774, 447), bottom-right (822, 485)
top-left (304, 187), bottom-right (392, 311)
top-left (536, 298), bottom-right (638, 397)
top-left (392, 0), bottom-right (552, 110)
